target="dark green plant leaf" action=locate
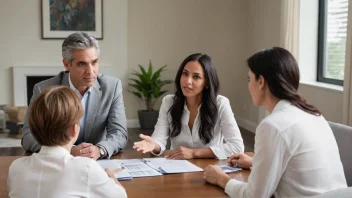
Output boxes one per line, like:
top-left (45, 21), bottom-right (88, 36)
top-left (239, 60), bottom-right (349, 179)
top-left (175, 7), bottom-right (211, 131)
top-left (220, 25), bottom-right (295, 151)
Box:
top-left (132, 91), bottom-right (142, 99)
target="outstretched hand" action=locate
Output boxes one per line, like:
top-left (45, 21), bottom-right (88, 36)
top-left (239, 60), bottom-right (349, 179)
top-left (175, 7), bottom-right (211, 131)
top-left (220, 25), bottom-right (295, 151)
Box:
top-left (133, 134), bottom-right (157, 153)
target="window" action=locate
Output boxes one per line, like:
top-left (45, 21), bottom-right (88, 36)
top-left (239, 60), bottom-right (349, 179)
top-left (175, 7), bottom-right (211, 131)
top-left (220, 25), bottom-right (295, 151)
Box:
top-left (318, 0), bottom-right (349, 86)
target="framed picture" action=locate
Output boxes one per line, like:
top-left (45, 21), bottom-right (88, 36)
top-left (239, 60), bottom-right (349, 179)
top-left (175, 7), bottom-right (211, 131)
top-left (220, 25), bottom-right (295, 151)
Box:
top-left (41, 0), bottom-right (103, 39)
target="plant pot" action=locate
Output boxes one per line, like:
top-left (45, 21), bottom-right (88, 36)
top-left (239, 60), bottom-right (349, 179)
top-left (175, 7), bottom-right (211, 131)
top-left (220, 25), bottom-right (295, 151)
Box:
top-left (138, 110), bottom-right (159, 129)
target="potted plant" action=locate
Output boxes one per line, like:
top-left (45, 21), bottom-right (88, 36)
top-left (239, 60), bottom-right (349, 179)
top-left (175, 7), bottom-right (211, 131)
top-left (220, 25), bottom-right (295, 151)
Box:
top-left (129, 61), bottom-right (173, 129)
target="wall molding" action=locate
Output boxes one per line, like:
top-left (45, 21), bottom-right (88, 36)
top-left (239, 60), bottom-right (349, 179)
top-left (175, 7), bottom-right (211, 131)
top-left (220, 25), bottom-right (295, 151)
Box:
top-left (127, 119), bottom-right (140, 128)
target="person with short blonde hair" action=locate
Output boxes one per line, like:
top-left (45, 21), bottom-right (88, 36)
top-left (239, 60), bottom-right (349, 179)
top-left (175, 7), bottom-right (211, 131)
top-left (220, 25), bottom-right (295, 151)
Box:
top-left (8, 86), bottom-right (127, 198)
top-left (29, 86), bottom-right (83, 146)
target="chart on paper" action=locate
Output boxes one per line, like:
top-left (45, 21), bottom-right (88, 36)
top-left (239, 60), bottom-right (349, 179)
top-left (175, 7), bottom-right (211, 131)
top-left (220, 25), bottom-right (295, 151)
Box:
top-left (121, 162), bottom-right (162, 177)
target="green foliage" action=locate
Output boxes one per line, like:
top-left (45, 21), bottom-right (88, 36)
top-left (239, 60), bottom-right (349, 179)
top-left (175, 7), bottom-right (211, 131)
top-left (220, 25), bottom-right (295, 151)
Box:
top-left (129, 60), bottom-right (173, 111)
top-left (326, 39), bottom-right (346, 80)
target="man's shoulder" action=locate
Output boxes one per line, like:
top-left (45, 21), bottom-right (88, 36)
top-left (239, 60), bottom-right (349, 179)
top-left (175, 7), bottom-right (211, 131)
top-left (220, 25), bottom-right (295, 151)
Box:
top-left (97, 74), bottom-right (120, 84)
top-left (96, 74), bottom-right (121, 90)
top-left (36, 71), bottom-right (67, 90)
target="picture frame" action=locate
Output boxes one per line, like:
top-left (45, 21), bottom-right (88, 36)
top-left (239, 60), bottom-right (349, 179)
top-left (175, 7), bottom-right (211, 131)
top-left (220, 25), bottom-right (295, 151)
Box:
top-left (41, 0), bottom-right (103, 39)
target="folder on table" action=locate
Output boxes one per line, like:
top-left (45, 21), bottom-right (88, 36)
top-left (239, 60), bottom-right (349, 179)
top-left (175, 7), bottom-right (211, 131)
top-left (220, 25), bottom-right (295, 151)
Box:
top-left (98, 158), bottom-right (203, 179)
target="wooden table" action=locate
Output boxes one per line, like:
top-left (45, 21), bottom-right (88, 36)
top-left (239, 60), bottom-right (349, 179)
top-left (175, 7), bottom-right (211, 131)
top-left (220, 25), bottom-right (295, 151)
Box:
top-left (0, 150), bottom-right (253, 198)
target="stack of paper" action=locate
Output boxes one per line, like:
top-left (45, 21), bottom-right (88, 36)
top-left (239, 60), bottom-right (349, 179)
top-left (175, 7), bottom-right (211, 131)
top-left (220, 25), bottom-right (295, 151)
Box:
top-left (98, 158), bottom-right (203, 180)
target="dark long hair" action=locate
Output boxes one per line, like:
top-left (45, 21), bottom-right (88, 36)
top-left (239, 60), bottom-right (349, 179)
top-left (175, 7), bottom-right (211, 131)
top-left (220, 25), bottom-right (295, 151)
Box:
top-left (169, 53), bottom-right (220, 144)
top-left (247, 47), bottom-right (321, 115)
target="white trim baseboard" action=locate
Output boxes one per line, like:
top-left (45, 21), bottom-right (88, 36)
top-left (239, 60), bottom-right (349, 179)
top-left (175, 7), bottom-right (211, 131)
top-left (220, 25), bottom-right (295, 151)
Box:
top-left (235, 117), bottom-right (257, 133)
top-left (127, 119), bottom-right (140, 128)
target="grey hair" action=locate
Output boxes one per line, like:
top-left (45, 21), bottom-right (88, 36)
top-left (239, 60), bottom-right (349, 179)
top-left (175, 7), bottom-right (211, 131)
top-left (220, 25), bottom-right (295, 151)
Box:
top-left (62, 32), bottom-right (100, 64)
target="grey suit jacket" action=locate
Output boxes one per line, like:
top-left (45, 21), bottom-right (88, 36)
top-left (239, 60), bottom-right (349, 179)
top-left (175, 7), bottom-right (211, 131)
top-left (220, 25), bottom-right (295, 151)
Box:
top-left (21, 71), bottom-right (128, 158)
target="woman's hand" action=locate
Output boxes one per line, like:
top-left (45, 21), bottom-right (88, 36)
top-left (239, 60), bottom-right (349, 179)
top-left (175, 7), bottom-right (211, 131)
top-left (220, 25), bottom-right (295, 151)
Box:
top-left (133, 134), bottom-right (157, 153)
top-left (227, 153), bottom-right (253, 169)
top-left (104, 168), bottom-right (124, 187)
top-left (204, 165), bottom-right (231, 188)
top-left (165, 146), bottom-right (194, 159)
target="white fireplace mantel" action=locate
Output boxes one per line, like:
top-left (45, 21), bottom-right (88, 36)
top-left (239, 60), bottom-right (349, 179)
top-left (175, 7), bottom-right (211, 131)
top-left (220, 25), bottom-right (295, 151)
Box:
top-left (13, 66), bottom-right (114, 106)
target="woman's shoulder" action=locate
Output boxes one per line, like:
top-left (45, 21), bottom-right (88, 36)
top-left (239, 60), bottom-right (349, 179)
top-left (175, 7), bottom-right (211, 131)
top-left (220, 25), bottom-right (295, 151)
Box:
top-left (162, 94), bottom-right (175, 105)
top-left (216, 95), bottom-right (231, 106)
top-left (163, 94), bottom-right (175, 100)
top-left (216, 95), bottom-right (229, 102)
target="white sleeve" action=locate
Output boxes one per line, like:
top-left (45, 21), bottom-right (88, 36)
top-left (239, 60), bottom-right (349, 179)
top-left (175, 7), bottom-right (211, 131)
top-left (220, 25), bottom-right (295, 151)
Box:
top-left (209, 97), bottom-right (244, 159)
top-left (8, 160), bottom-right (19, 197)
top-left (224, 121), bottom-right (291, 198)
top-left (151, 96), bottom-right (172, 156)
top-left (88, 161), bottom-right (127, 198)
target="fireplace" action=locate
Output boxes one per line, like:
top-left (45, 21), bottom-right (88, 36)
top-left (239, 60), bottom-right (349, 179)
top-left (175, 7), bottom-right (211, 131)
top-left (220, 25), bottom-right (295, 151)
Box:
top-left (13, 66), bottom-right (114, 106)
top-left (26, 76), bottom-right (54, 105)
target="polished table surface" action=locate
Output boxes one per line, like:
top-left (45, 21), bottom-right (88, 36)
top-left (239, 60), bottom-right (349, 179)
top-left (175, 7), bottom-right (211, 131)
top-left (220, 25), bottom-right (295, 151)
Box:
top-left (0, 149), bottom-right (253, 198)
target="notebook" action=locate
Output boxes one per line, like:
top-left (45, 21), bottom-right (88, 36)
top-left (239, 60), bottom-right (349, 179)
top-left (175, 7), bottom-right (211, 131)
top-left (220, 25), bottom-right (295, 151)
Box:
top-left (98, 158), bottom-right (203, 180)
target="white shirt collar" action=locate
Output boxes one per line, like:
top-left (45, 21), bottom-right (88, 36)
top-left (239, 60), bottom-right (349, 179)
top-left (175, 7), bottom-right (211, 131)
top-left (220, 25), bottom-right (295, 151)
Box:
top-left (39, 146), bottom-right (71, 156)
top-left (183, 101), bottom-right (202, 112)
top-left (68, 73), bottom-right (92, 97)
top-left (272, 99), bottom-right (291, 114)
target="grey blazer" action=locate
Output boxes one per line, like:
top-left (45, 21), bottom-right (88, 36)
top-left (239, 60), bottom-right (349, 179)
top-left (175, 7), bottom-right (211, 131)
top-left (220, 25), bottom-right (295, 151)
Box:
top-left (21, 71), bottom-right (128, 158)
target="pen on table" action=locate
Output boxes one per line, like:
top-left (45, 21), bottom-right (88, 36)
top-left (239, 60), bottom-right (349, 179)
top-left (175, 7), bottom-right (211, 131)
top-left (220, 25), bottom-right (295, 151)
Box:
top-left (112, 167), bottom-right (125, 174)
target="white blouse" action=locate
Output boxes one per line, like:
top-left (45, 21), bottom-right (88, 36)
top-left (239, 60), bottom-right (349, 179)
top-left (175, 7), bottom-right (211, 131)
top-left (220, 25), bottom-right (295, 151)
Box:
top-left (8, 146), bottom-right (127, 198)
top-left (225, 100), bottom-right (347, 198)
top-left (151, 94), bottom-right (244, 159)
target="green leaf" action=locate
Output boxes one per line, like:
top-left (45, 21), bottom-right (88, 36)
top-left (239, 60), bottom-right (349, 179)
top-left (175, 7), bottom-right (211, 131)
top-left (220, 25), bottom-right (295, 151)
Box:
top-left (147, 60), bottom-right (153, 79)
top-left (128, 83), bottom-right (143, 92)
top-left (132, 91), bottom-right (142, 99)
top-left (151, 65), bottom-right (167, 81)
top-left (129, 61), bottom-right (172, 110)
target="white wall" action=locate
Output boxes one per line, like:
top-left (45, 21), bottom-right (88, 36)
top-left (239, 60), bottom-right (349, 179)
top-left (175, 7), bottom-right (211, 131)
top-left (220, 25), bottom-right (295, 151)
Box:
top-left (127, 0), bottom-right (249, 120)
top-left (237, 0), bottom-right (282, 130)
top-left (240, 0), bottom-right (344, 129)
top-left (0, 0), bottom-right (128, 106)
top-left (298, 0), bottom-right (344, 124)
top-left (0, 0), bottom-right (344, 127)
top-left (299, 85), bottom-right (343, 123)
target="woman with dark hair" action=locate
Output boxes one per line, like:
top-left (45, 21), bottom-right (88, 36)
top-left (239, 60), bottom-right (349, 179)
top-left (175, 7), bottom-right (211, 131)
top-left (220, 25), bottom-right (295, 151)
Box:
top-left (204, 47), bottom-right (347, 197)
top-left (133, 53), bottom-right (244, 159)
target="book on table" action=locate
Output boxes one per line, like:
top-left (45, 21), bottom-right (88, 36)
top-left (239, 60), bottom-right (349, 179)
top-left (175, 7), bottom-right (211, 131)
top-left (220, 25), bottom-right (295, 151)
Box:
top-left (98, 158), bottom-right (203, 180)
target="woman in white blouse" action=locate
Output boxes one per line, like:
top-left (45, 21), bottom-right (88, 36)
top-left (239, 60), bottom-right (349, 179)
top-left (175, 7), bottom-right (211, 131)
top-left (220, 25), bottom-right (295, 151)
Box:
top-left (204, 47), bottom-right (347, 197)
top-left (133, 53), bottom-right (244, 159)
top-left (8, 86), bottom-right (127, 198)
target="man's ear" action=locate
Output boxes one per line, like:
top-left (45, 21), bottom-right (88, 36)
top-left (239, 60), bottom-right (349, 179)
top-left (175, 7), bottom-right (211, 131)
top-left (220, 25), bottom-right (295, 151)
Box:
top-left (63, 58), bottom-right (70, 71)
top-left (258, 75), bottom-right (266, 90)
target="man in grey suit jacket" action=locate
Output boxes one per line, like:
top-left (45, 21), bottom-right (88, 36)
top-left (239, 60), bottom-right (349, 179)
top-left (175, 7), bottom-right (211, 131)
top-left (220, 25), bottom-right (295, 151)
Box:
top-left (22, 32), bottom-right (128, 159)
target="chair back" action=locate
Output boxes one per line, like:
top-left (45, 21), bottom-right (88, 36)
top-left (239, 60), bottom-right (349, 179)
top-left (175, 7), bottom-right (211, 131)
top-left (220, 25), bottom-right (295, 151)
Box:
top-left (328, 121), bottom-right (352, 186)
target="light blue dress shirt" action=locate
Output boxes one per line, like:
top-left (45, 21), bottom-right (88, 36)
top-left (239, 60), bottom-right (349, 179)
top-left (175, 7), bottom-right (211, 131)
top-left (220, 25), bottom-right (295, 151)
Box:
top-left (68, 74), bottom-right (91, 144)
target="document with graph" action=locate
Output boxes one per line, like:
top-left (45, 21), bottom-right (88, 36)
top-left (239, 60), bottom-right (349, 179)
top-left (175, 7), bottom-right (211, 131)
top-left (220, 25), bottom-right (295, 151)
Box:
top-left (98, 158), bottom-right (203, 179)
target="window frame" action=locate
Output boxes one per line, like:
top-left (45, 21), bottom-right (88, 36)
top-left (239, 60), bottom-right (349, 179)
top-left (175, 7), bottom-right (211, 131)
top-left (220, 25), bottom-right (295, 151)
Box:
top-left (317, 0), bottom-right (344, 86)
